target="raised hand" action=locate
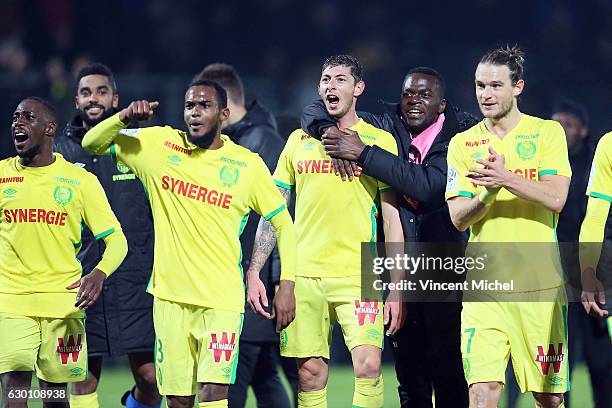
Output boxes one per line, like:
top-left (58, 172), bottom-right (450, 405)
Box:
top-left (119, 100), bottom-right (159, 123)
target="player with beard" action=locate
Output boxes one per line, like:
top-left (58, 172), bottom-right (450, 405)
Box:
top-left (247, 55), bottom-right (405, 408)
top-left (0, 97), bottom-right (127, 407)
top-left (446, 46), bottom-right (571, 408)
top-left (53, 63), bottom-right (160, 408)
top-left (82, 79), bottom-right (297, 408)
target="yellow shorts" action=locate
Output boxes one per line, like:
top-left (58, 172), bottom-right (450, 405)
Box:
top-left (280, 275), bottom-right (384, 359)
top-left (0, 313), bottom-right (87, 383)
top-left (461, 289), bottom-right (569, 393)
top-left (152, 297), bottom-right (243, 396)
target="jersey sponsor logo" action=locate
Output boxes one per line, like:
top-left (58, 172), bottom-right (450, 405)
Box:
top-left (535, 343), bottom-right (564, 375)
top-left (220, 157), bottom-right (247, 168)
top-left (296, 159), bottom-right (362, 176)
top-left (513, 168), bottom-right (537, 180)
top-left (300, 133), bottom-right (311, 141)
top-left (465, 139), bottom-right (489, 147)
top-left (354, 299), bottom-right (380, 326)
top-left (446, 166), bottom-right (457, 191)
top-left (0, 176), bottom-right (24, 184)
top-left (3, 188), bottom-right (17, 199)
top-left (2, 208), bottom-right (68, 226)
top-left (208, 332), bottom-right (236, 363)
top-left (53, 186), bottom-right (73, 206)
top-left (167, 155), bottom-right (182, 166)
top-left (219, 166), bottom-right (240, 187)
top-left (516, 133), bottom-right (539, 140)
top-left (470, 152), bottom-right (484, 162)
top-left (54, 176), bottom-right (80, 185)
top-left (113, 161), bottom-right (136, 181)
top-left (516, 141), bottom-right (537, 160)
top-left (360, 134), bottom-right (376, 142)
top-left (56, 334), bottom-right (83, 365)
top-left (161, 175), bottom-right (233, 209)
top-left (303, 140), bottom-right (318, 150)
top-left (163, 140), bottom-right (192, 155)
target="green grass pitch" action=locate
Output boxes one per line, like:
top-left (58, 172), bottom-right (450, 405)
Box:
top-left (2, 363), bottom-right (594, 407)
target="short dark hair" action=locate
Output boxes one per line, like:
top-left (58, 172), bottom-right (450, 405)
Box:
top-left (22, 96), bottom-right (57, 123)
top-left (479, 45), bottom-right (525, 85)
top-left (404, 67), bottom-right (446, 97)
top-left (195, 63), bottom-right (244, 106)
top-left (76, 62), bottom-right (117, 93)
top-left (322, 54), bottom-right (363, 83)
top-left (187, 79), bottom-right (228, 109)
top-left (553, 99), bottom-right (589, 127)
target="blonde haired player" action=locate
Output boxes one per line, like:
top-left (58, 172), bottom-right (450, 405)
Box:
top-left (446, 46), bottom-right (571, 408)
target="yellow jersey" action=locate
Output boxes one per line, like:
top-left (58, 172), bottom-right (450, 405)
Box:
top-left (446, 114), bottom-right (572, 242)
top-left (445, 115), bottom-right (572, 292)
top-left (586, 132), bottom-right (612, 203)
top-left (99, 113), bottom-right (288, 313)
top-left (273, 118), bottom-right (397, 277)
top-left (0, 154), bottom-right (121, 318)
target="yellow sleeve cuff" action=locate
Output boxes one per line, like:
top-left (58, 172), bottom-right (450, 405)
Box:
top-left (94, 229), bottom-right (128, 277)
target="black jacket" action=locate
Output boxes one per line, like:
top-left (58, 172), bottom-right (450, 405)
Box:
top-left (54, 115), bottom-right (154, 327)
top-left (302, 99), bottom-right (478, 243)
top-left (224, 100), bottom-right (285, 343)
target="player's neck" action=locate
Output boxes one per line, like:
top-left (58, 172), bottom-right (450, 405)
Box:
top-left (336, 108), bottom-right (359, 130)
top-left (485, 106), bottom-right (522, 140)
top-left (203, 134), bottom-right (224, 150)
top-left (19, 150), bottom-right (56, 167)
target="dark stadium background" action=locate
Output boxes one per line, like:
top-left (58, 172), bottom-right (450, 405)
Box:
top-left (0, 1), bottom-right (609, 406)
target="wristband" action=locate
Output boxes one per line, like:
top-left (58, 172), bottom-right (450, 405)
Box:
top-left (478, 189), bottom-right (498, 205)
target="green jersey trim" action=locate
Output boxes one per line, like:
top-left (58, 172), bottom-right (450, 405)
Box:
top-left (263, 204), bottom-right (287, 221)
top-left (109, 142), bottom-right (118, 165)
top-left (538, 169), bottom-right (558, 176)
top-left (94, 227), bottom-right (115, 240)
top-left (274, 180), bottom-right (293, 190)
top-left (230, 313), bottom-right (245, 384)
top-left (458, 191), bottom-right (475, 198)
top-left (589, 191), bottom-right (612, 203)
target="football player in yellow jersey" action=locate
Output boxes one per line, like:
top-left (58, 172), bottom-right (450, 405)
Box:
top-left (446, 46), bottom-right (571, 408)
top-left (247, 55), bottom-right (405, 408)
top-left (81, 79), bottom-right (297, 408)
top-left (579, 132), bottom-right (612, 318)
top-left (0, 98), bottom-right (128, 407)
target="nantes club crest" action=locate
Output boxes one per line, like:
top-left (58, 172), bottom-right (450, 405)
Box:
top-left (53, 186), bottom-right (73, 206)
top-left (516, 141), bottom-right (536, 161)
top-left (219, 166), bottom-right (240, 187)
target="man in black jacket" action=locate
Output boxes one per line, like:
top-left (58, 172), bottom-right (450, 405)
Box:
top-left (196, 63), bottom-right (298, 408)
top-left (301, 67), bottom-right (478, 408)
top-left (54, 63), bottom-right (160, 408)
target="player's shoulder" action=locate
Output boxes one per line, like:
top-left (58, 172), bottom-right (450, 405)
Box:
top-left (452, 120), bottom-right (487, 145)
top-left (220, 135), bottom-right (268, 170)
top-left (54, 153), bottom-right (98, 181)
top-left (354, 118), bottom-right (394, 145)
top-left (0, 156), bottom-right (15, 170)
top-left (521, 114), bottom-right (561, 134)
top-left (286, 128), bottom-right (310, 145)
top-left (594, 131), bottom-right (612, 158)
